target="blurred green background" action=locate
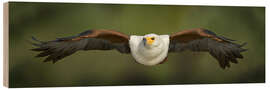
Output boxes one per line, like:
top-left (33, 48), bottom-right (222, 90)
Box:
top-left (9, 2), bottom-right (265, 88)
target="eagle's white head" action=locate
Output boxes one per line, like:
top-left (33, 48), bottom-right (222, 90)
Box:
top-left (142, 34), bottom-right (163, 49)
top-left (129, 34), bottom-right (170, 66)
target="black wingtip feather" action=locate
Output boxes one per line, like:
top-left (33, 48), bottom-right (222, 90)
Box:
top-left (78, 30), bottom-right (93, 36)
top-left (208, 37), bottom-right (247, 69)
top-left (31, 43), bottom-right (42, 47)
top-left (32, 36), bottom-right (45, 43)
top-left (241, 49), bottom-right (248, 52)
top-left (202, 29), bottom-right (236, 42)
top-left (218, 36), bottom-right (236, 42)
top-left (31, 47), bottom-right (49, 51)
top-left (230, 58), bottom-right (238, 64)
top-left (43, 58), bottom-right (50, 62)
top-left (203, 29), bottom-right (217, 36)
top-left (170, 29), bottom-right (247, 69)
top-left (52, 60), bottom-right (57, 64)
top-left (240, 42), bottom-right (247, 47)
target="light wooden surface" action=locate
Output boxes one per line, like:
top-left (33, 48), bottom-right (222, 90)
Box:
top-left (3, 2), bottom-right (9, 88)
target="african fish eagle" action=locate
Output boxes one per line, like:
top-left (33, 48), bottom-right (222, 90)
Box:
top-left (31, 28), bottom-right (247, 69)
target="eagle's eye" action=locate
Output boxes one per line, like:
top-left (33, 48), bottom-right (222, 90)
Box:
top-left (151, 37), bottom-right (155, 40)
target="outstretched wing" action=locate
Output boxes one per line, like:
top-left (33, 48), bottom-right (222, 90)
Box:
top-left (169, 28), bottom-right (247, 69)
top-left (31, 30), bottom-right (130, 63)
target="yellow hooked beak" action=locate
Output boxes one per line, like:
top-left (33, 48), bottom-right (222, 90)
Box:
top-left (145, 37), bottom-right (155, 45)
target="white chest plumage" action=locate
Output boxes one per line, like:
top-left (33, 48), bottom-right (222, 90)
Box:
top-left (129, 35), bottom-right (170, 66)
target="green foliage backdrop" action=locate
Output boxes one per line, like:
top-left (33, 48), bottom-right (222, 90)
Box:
top-left (9, 2), bottom-right (265, 87)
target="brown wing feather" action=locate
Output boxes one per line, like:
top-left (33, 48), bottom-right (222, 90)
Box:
top-left (169, 28), bottom-right (247, 69)
top-left (170, 28), bottom-right (223, 43)
top-left (31, 29), bottom-right (130, 63)
top-left (67, 30), bottom-right (129, 43)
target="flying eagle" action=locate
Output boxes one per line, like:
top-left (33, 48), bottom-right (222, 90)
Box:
top-left (31, 28), bottom-right (247, 69)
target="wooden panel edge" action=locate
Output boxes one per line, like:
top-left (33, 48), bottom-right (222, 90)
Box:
top-left (3, 2), bottom-right (9, 88)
